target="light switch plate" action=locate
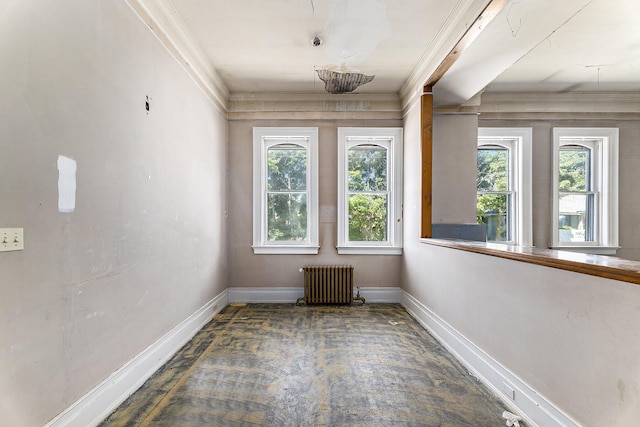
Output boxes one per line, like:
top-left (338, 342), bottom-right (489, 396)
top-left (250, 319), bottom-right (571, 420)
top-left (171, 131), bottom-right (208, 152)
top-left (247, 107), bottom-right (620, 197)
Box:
top-left (0, 228), bottom-right (24, 252)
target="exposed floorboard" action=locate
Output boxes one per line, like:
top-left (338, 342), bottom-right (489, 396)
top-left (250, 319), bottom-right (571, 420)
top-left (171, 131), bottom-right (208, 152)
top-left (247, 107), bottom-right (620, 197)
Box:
top-left (100, 303), bottom-right (519, 426)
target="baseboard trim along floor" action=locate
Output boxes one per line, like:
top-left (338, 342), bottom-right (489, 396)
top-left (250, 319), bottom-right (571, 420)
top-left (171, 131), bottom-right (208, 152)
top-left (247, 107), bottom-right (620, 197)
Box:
top-left (45, 290), bottom-right (228, 427)
top-left (401, 290), bottom-right (581, 427)
top-left (227, 286), bottom-right (402, 304)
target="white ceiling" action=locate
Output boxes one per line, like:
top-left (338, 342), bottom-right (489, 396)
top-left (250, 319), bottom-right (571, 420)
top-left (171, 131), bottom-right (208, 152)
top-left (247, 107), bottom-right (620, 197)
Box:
top-left (486, 0), bottom-right (640, 93)
top-left (159, 0), bottom-right (640, 105)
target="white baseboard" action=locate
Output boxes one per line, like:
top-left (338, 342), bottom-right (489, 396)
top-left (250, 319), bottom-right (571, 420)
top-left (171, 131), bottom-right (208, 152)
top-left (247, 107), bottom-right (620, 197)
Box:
top-left (45, 290), bottom-right (229, 427)
top-left (356, 286), bottom-right (402, 303)
top-left (401, 291), bottom-right (580, 427)
top-left (227, 286), bottom-right (402, 304)
top-left (228, 287), bottom-right (303, 303)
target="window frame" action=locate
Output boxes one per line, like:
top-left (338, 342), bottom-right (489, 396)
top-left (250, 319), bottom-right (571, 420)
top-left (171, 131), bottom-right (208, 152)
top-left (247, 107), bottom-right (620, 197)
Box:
top-left (477, 127), bottom-right (533, 247)
top-left (252, 127), bottom-right (319, 254)
top-left (337, 127), bottom-right (403, 255)
top-left (551, 127), bottom-right (619, 254)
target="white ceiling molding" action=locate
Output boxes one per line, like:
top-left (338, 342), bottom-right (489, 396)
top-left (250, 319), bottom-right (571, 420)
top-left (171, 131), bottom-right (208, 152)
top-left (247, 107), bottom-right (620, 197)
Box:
top-left (126, 0), bottom-right (230, 113)
top-left (399, 0), bottom-right (491, 113)
top-left (228, 93), bottom-right (402, 121)
top-left (479, 92), bottom-right (640, 117)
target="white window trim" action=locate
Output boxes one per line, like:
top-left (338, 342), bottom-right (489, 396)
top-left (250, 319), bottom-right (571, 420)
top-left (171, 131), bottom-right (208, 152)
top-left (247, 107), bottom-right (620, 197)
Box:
top-left (337, 127), bottom-right (403, 255)
top-left (478, 127), bottom-right (533, 247)
top-left (551, 127), bottom-right (619, 255)
top-left (252, 127), bottom-right (319, 255)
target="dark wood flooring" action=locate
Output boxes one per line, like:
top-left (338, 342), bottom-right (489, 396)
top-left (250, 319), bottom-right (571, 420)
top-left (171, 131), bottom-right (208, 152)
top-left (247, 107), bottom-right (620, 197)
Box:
top-left (100, 303), bottom-right (518, 426)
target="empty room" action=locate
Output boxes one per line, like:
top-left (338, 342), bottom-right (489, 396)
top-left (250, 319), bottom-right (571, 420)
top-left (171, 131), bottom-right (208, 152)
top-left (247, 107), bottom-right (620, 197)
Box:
top-left (2, 0), bottom-right (640, 426)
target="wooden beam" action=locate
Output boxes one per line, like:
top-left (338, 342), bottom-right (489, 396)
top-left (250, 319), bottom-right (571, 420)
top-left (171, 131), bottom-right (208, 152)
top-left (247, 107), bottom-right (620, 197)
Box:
top-left (425, 0), bottom-right (510, 88)
top-left (421, 87), bottom-right (433, 238)
top-left (420, 0), bottom-right (509, 238)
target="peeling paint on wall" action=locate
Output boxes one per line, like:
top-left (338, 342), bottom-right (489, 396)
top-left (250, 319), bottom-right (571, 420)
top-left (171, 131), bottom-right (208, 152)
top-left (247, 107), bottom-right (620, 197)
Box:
top-left (57, 155), bottom-right (76, 213)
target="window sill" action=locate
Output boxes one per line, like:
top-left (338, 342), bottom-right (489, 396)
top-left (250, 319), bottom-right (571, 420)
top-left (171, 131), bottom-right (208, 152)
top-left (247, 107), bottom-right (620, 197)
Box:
top-left (336, 246), bottom-right (402, 255)
top-left (550, 246), bottom-right (619, 256)
top-left (421, 238), bottom-right (640, 286)
top-left (252, 246), bottom-right (320, 255)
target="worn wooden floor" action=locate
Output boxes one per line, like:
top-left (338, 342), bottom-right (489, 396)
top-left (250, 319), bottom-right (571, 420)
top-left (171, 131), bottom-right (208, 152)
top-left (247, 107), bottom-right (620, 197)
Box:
top-left (101, 304), bottom-right (517, 426)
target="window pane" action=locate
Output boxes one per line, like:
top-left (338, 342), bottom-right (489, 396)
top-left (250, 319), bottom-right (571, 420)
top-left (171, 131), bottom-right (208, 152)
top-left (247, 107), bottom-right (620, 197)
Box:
top-left (477, 193), bottom-right (511, 241)
top-left (348, 145), bottom-right (387, 191)
top-left (348, 194), bottom-right (387, 241)
top-left (267, 194), bottom-right (307, 241)
top-left (477, 147), bottom-right (508, 191)
top-left (559, 146), bottom-right (590, 192)
top-left (267, 145), bottom-right (307, 191)
top-left (558, 194), bottom-right (594, 242)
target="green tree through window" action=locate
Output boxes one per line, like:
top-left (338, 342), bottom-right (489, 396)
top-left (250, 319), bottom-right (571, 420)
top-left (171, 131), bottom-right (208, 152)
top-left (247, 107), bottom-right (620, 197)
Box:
top-left (550, 128), bottom-right (618, 252)
top-left (267, 145), bottom-right (307, 241)
top-left (477, 146), bottom-right (510, 241)
top-left (557, 145), bottom-right (592, 242)
top-left (348, 145), bottom-right (387, 241)
top-left (558, 147), bottom-right (589, 192)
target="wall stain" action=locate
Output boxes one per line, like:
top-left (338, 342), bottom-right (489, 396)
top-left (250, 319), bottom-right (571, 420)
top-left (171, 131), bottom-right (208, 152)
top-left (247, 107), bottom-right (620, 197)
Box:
top-left (618, 379), bottom-right (625, 402)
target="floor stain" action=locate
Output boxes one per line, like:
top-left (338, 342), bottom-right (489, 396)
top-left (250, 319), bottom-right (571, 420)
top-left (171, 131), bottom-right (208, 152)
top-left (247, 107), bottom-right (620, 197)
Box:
top-left (100, 304), bottom-right (521, 426)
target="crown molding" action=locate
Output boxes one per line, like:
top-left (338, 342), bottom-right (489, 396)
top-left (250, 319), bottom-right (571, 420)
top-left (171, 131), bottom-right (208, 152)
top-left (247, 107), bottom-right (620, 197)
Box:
top-left (479, 92), bottom-right (640, 116)
top-left (126, 0), bottom-right (230, 113)
top-left (228, 92), bottom-right (403, 120)
top-left (399, 0), bottom-right (491, 113)
top-left (480, 92), bottom-right (640, 113)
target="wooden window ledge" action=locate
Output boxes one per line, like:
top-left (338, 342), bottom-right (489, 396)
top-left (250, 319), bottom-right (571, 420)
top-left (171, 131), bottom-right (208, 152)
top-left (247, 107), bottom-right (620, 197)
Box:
top-left (421, 238), bottom-right (640, 285)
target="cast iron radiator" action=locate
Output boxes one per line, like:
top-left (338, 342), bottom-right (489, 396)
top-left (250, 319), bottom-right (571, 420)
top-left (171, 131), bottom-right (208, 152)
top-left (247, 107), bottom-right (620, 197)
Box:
top-left (296, 265), bottom-right (365, 305)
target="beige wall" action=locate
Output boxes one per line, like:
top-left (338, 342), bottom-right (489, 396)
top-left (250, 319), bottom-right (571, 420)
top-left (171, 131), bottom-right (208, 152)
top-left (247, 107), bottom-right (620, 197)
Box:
top-left (0, 1), bottom-right (228, 425)
top-left (432, 113), bottom-right (479, 224)
top-left (402, 100), bottom-right (640, 426)
top-left (228, 119), bottom-right (402, 289)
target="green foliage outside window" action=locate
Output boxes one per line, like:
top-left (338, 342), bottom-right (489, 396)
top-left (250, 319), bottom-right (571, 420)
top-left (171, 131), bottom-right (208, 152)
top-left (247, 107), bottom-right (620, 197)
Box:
top-left (558, 147), bottom-right (589, 192)
top-left (348, 146), bottom-right (388, 242)
top-left (348, 147), bottom-right (387, 192)
top-left (557, 146), bottom-right (591, 241)
top-left (349, 195), bottom-right (387, 241)
top-left (477, 147), bottom-right (509, 241)
top-left (267, 145), bottom-right (307, 241)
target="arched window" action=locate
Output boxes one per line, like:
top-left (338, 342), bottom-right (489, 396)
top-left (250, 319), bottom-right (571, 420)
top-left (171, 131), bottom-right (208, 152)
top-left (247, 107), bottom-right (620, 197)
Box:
top-left (477, 128), bottom-right (532, 246)
top-left (253, 127), bottom-right (319, 254)
top-left (552, 128), bottom-right (618, 254)
top-left (337, 128), bottom-right (403, 254)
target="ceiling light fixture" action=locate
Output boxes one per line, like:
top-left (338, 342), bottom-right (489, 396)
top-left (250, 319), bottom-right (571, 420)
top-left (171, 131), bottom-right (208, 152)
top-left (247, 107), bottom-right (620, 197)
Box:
top-left (316, 68), bottom-right (375, 94)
